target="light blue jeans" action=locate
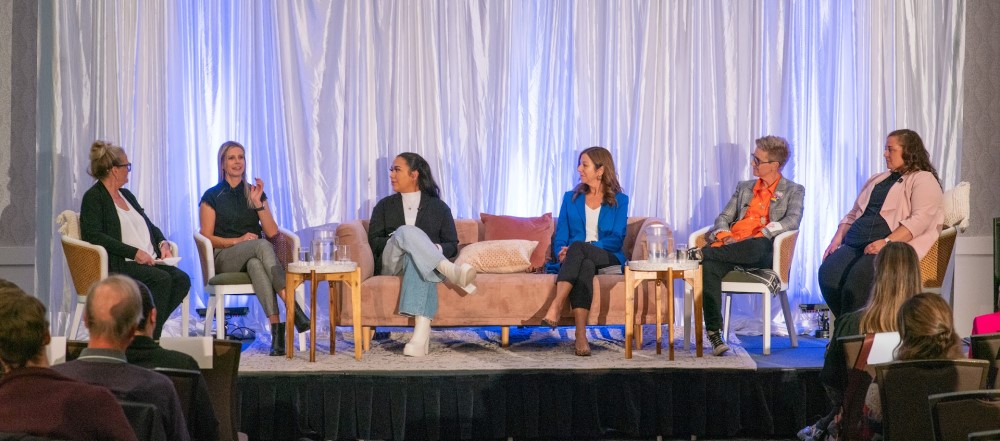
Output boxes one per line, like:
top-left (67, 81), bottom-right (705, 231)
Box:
top-left (380, 225), bottom-right (446, 318)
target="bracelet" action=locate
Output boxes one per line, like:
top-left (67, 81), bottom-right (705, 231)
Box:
top-left (253, 206), bottom-right (265, 212)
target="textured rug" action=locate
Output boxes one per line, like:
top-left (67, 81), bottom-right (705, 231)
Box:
top-left (238, 325), bottom-right (755, 373)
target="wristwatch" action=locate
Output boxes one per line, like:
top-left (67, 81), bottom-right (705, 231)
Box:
top-left (883, 238), bottom-right (892, 244)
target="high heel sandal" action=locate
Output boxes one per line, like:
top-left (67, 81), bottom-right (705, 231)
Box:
top-left (540, 318), bottom-right (558, 330)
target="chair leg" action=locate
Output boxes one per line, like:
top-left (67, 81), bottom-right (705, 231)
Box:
top-left (216, 293), bottom-right (225, 340)
top-left (762, 290), bottom-right (771, 355)
top-left (181, 294), bottom-right (190, 337)
top-left (779, 290), bottom-right (798, 348)
top-left (294, 286), bottom-right (307, 352)
top-left (204, 293), bottom-right (216, 338)
top-left (683, 283), bottom-right (693, 350)
top-left (722, 293), bottom-right (732, 342)
top-left (69, 296), bottom-right (85, 340)
top-left (501, 326), bottom-right (509, 348)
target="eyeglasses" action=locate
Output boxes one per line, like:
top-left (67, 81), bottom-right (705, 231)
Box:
top-left (749, 154), bottom-right (776, 166)
top-left (114, 162), bottom-right (132, 172)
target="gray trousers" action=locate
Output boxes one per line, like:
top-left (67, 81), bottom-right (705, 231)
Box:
top-left (214, 239), bottom-right (286, 316)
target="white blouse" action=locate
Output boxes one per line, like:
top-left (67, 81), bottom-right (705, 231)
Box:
top-left (585, 204), bottom-right (600, 243)
top-left (401, 191), bottom-right (421, 226)
top-left (116, 193), bottom-right (155, 260)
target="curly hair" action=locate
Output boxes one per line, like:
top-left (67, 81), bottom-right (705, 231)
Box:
top-left (888, 129), bottom-right (940, 184)
top-left (895, 292), bottom-right (962, 360)
top-left (572, 146), bottom-right (623, 207)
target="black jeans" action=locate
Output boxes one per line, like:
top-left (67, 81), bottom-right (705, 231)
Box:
top-left (118, 262), bottom-right (191, 339)
top-left (818, 245), bottom-right (875, 318)
top-left (700, 237), bottom-right (773, 331)
top-left (556, 241), bottom-right (620, 310)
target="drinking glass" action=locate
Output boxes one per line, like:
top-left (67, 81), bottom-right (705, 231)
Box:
top-left (675, 243), bottom-right (689, 262)
top-left (336, 244), bottom-right (351, 262)
top-left (297, 247), bottom-right (311, 263)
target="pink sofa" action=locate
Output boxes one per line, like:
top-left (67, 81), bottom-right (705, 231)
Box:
top-left (334, 216), bottom-right (670, 347)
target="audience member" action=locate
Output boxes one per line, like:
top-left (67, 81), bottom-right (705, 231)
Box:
top-left (862, 292), bottom-right (964, 436)
top-left (126, 282), bottom-right (218, 441)
top-left (799, 241), bottom-right (921, 441)
top-left (53, 275), bottom-right (190, 441)
top-left (0, 279), bottom-right (137, 441)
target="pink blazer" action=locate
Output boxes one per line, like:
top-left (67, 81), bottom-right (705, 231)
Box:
top-left (839, 170), bottom-right (943, 258)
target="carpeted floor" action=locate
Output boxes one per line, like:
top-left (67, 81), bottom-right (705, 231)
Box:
top-left (238, 325), bottom-right (756, 373)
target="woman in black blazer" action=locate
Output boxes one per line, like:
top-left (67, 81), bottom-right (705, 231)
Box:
top-left (79, 140), bottom-right (190, 339)
top-left (368, 152), bottom-right (476, 357)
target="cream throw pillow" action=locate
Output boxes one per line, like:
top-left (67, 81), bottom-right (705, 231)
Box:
top-left (941, 181), bottom-right (970, 229)
top-left (455, 240), bottom-right (538, 274)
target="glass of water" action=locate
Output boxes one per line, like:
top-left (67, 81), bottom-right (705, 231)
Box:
top-left (297, 247), bottom-right (311, 263)
top-left (675, 243), bottom-right (689, 263)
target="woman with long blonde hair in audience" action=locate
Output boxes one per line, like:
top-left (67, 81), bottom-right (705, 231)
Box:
top-left (799, 241), bottom-right (922, 441)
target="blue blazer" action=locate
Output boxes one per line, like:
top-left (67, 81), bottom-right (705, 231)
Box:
top-left (552, 191), bottom-right (630, 267)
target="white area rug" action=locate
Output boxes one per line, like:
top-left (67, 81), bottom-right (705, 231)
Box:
top-left (238, 325), bottom-right (755, 373)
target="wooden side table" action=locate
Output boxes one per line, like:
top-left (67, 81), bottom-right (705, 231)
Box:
top-left (285, 262), bottom-right (363, 361)
top-left (624, 260), bottom-right (703, 359)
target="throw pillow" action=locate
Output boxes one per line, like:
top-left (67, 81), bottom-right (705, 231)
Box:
top-left (941, 181), bottom-right (970, 229)
top-left (480, 212), bottom-right (554, 269)
top-left (455, 240), bottom-right (538, 274)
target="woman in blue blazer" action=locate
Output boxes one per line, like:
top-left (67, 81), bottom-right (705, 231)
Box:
top-left (541, 146), bottom-right (629, 356)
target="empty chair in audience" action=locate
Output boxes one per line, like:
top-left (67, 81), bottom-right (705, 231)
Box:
top-left (929, 390), bottom-right (1000, 441)
top-left (0, 279), bottom-right (137, 441)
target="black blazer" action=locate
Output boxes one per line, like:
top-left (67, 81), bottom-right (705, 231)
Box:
top-left (368, 192), bottom-right (458, 275)
top-left (80, 181), bottom-right (166, 273)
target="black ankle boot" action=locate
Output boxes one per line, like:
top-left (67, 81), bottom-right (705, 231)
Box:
top-left (269, 322), bottom-right (286, 357)
top-left (293, 304), bottom-right (311, 333)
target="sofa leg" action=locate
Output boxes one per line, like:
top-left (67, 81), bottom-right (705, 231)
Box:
top-left (362, 326), bottom-right (372, 351)
top-left (501, 326), bottom-right (509, 348)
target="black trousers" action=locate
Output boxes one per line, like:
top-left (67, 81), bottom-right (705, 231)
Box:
top-left (118, 262), bottom-right (191, 339)
top-left (818, 245), bottom-right (875, 318)
top-left (700, 237), bottom-right (773, 331)
top-left (556, 241), bottom-right (620, 310)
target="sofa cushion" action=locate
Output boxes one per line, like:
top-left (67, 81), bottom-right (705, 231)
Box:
top-left (336, 221), bottom-right (376, 281)
top-left (455, 240), bottom-right (537, 274)
top-left (481, 212), bottom-right (553, 270)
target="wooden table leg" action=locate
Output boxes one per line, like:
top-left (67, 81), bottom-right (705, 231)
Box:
top-left (351, 268), bottom-right (362, 360)
top-left (655, 279), bottom-right (662, 355)
top-left (285, 273), bottom-right (297, 359)
top-left (309, 271), bottom-right (317, 362)
top-left (329, 279), bottom-right (338, 355)
top-left (667, 269), bottom-right (675, 360)
top-left (693, 265), bottom-right (704, 357)
top-left (624, 267), bottom-right (635, 359)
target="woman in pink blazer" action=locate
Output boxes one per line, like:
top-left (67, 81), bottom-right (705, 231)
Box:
top-left (818, 129), bottom-right (943, 318)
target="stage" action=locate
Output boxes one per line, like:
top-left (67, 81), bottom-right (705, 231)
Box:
top-left (232, 326), bottom-right (828, 441)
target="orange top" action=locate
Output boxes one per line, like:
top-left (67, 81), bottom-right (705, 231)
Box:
top-left (712, 176), bottom-right (781, 247)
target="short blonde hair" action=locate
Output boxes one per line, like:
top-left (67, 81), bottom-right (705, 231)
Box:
top-left (755, 136), bottom-right (790, 169)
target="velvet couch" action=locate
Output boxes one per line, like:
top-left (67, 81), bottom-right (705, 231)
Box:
top-left (333, 216), bottom-right (670, 348)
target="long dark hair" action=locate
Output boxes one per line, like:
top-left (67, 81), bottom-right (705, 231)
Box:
top-left (397, 152), bottom-right (440, 198)
top-left (888, 129), bottom-right (940, 184)
top-left (572, 146), bottom-right (623, 207)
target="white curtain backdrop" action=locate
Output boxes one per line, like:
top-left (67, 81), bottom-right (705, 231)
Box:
top-left (36, 1), bottom-right (965, 338)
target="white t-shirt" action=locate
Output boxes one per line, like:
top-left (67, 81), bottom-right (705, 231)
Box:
top-left (116, 193), bottom-right (155, 260)
top-left (585, 205), bottom-right (600, 243)
top-left (401, 191), bottom-right (421, 226)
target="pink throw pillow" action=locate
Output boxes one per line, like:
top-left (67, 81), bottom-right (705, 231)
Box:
top-left (481, 212), bottom-right (553, 270)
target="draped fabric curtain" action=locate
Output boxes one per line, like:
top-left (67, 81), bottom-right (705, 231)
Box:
top-left (37, 1), bottom-right (964, 336)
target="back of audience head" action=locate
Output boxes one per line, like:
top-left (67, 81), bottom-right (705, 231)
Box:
top-left (85, 275), bottom-right (143, 344)
top-left (895, 292), bottom-right (962, 360)
top-left (135, 280), bottom-right (157, 336)
top-left (0, 281), bottom-right (49, 372)
top-left (859, 241), bottom-right (921, 333)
